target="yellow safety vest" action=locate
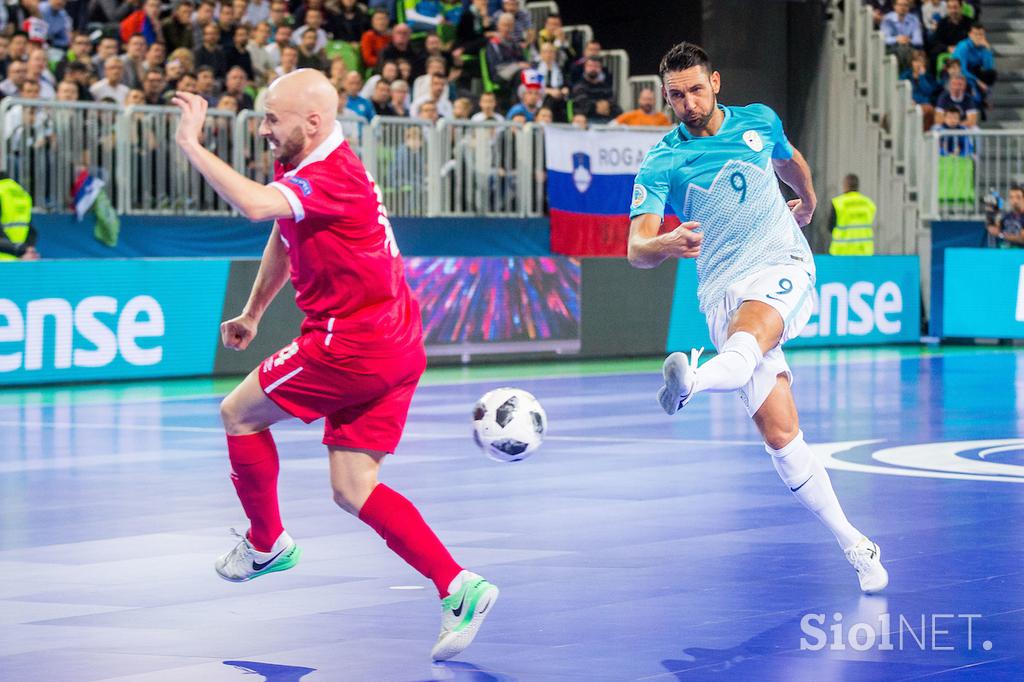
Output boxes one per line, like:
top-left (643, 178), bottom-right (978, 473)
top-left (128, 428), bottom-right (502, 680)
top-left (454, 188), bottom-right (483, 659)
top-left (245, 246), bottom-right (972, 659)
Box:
top-left (0, 178), bottom-right (32, 261)
top-left (829, 191), bottom-right (876, 256)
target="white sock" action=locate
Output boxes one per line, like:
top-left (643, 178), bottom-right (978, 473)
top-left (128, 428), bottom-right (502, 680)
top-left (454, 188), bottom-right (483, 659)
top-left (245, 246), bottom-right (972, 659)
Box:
top-left (446, 569), bottom-right (472, 596)
top-left (693, 331), bottom-right (763, 394)
top-left (766, 431), bottom-right (863, 550)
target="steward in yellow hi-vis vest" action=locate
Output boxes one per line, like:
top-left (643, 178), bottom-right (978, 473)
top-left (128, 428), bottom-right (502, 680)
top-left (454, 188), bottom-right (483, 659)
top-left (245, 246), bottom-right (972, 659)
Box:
top-left (0, 174), bottom-right (37, 261)
top-left (829, 174), bottom-right (876, 256)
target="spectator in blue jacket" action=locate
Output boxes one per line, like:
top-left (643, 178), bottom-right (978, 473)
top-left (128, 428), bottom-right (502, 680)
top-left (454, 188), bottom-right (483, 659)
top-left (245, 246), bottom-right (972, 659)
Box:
top-left (39, 0), bottom-right (73, 50)
top-left (901, 51), bottom-right (940, 129)
top-left (952, 24), bottom-right (997, 93)
top-left (342, 71), bottom-right (376, 120)
top-left (940, 57), bottom-right (984, 110)
top-left (932, 108), bottom-right (974, 157)
top-left (881, 0), bottom-right (923, 72)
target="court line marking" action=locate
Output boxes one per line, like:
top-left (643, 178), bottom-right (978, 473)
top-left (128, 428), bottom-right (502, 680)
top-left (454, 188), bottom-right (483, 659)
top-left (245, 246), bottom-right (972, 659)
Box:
top-left (903, 658), bottom-right (1019, 680)
top-left (543, 435), bottom-right (763, 446)
top-left (2, 347), bottom-right (998, 410)
top-left (816, 440), bottom-right (1024, 483)
top-left (0, 421), bottom-right (760, 447)
top-left (0, 421), bottom-right (273, 434)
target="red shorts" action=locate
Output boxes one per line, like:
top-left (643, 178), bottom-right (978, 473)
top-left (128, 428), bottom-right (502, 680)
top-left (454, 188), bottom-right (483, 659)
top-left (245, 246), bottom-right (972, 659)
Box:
top-left (257, 330), bottom-right (426, 453)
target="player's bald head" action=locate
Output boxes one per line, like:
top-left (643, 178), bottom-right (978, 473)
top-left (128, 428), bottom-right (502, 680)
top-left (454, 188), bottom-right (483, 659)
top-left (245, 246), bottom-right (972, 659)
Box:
top-left (266, 68), bottom-right (339, 123)
top-left (259, 69), bottom-right (339, 166)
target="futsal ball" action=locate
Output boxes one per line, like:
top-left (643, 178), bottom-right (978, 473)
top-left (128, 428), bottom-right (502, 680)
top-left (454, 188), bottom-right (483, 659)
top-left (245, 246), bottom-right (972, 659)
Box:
top-left (472, 388), bottom-right (547, 462)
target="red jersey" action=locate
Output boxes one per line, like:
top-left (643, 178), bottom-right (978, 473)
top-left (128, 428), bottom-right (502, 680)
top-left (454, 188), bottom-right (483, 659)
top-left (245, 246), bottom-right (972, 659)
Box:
top-left (269, 123), bottom-right (422, 357)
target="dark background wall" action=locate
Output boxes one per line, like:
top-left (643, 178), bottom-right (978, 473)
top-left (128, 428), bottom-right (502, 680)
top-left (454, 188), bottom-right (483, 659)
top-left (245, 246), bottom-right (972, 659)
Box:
top-left (554, 0), bottom-right (828, 148)
top-left (553, 0), bottom-right (703, 76)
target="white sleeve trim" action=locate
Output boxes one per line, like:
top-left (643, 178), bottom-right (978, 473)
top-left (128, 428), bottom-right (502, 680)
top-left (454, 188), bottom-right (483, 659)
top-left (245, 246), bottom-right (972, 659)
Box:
top-left (270, 181), bottom-right (305, 222)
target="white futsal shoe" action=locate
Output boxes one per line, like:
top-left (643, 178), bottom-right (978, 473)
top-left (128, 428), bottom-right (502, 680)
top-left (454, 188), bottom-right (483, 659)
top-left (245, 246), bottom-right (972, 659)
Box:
top-left (844, 538), bottom-right (889, 594)
top-left (214, 529), bottom-right (301, 582)
top-left (658, 347), bottom-right (703, 415)
top-left (431, 571), bottom-right (499, 661)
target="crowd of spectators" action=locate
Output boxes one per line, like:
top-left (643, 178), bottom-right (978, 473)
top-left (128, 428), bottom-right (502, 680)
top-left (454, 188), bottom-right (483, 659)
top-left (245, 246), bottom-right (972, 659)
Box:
top-left (0, 0), bottom-right (667, 130)
top-left (869, 0), bottom-right (998, 131)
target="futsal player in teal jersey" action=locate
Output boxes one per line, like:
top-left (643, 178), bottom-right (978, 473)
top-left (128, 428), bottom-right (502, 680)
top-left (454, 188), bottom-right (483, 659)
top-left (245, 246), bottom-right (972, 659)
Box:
top-left (628, 42), bottom-right (888, 593)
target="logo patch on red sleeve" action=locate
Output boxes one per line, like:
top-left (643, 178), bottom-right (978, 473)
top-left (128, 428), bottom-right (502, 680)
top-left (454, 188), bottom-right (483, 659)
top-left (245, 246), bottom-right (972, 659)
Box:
top-left (286, 176), bottom-right (312, 196)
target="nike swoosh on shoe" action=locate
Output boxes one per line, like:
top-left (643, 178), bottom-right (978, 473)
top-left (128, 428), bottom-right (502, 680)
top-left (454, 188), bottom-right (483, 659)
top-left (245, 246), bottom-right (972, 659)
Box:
top-left (452, 592), bottom-right (467, 617)
top-left (252, 547), bottom-right (287, 571)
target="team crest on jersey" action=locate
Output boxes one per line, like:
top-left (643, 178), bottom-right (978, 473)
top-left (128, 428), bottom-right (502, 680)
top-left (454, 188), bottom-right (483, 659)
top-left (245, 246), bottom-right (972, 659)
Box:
top-left (572, 152), bottom-right (592, 193)
top-left (631, 184), bottom-right (647, 209)
top-left (742, 130), bottom-right (764, 152)
top-left (286, 176), bottom-right (312, 196)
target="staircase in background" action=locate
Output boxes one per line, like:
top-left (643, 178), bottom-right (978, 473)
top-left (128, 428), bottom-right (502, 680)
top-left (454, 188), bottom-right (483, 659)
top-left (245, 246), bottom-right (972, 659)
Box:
top-left (983, 0), bottom-right (1024, 128)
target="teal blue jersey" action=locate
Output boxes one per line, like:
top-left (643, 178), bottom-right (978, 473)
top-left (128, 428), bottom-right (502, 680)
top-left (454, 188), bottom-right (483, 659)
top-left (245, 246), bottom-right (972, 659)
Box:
top-left (630, 103), bottom-right (814, 314)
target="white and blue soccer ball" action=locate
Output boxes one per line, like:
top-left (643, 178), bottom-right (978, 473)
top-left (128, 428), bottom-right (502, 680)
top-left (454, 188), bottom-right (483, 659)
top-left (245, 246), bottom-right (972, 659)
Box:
top-left (472, 388), bottom-right (547, 462)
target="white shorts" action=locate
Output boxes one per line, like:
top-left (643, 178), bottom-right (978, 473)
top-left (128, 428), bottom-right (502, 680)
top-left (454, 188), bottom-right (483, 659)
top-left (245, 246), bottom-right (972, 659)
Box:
top-left (705, 264), bottom-right (815, 417)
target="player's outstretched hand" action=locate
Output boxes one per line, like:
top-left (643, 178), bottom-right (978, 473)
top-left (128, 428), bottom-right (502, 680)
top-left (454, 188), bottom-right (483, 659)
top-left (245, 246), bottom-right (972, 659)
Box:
top-left (221, 314), bottom-right (258, 351)
top-left (171, 91), bottom-right (208, 149)
top-left (659, 221), bottom-right (702, 259)
top-left (787, 198), bottom-right (815, 227)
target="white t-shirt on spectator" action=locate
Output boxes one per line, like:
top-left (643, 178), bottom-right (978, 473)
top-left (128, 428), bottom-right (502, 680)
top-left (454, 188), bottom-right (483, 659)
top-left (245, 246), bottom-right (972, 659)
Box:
top-left (242, 0), bottom-right (271, 27)
top-left (412, 73), bottom-right (443, 103)
top-left (470, 111), bottom-right (505, 122)
top-left (919, 1), bottom-right (947, 33)
top-left (247, 42), bottom-right (273, 79)
top-left (90, 80), bottom-right (130, 104)
top-left (533, 60), bottom-right (563, 89)
top-left (360, 74), bottom-right (382, 99)
top-left (4, 104), bottom-right (52, 147)
top-left (264, 42), bottom-right (287, 68)
top-left (35, 79), bottom-right (55, 100)
top-left (410, 95), bottom-right (453, 119)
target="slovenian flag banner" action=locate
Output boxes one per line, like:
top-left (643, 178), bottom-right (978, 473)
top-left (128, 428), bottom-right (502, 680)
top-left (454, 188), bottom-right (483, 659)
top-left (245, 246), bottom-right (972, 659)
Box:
top-left (544, 126), bottom-right (679, 256)
top-left (71, 169), bottom-right (105, 221)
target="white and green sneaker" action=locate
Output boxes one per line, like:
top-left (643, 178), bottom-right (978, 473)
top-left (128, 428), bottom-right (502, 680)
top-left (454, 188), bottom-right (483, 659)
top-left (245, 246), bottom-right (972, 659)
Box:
top-left (430, 571), bottom-right (499, 662)
top-left (214, 529), bottom-right (301, 583)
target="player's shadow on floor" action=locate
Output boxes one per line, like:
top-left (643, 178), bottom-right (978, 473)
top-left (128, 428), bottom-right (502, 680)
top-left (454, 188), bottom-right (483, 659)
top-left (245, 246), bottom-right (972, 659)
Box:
top-left (660, 596), bottom-right (890, 678)
top-left (223, 660), bottom-right (317, 681)
top-left (425, 661), bottom-right (516, 681)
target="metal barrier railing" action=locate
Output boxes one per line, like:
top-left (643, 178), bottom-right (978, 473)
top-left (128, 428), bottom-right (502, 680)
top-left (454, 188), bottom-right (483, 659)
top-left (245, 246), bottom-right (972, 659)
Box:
top-left (0, 100), bottom-right (611, 221)
top-left (524, 123), bottom-right (546, 216)
top-left (926, 130), bottom-right (1024, 220)
top-left (233, 109), bottom-right (274, 186)
top-left (824, 0), bottom-right (923, 255)
top-left (598, 49), bottom-right (631, 113)
top-left (436, 118), bottom-right (540, 217)
top-left (0, 98), bottom-right (121, 212)
top-left (338, 111), bottom-right (369, 158)
top-left (563, 24), bottom-right (593, 53)
top-left (831, 0), bottom-right (1024, 225)
top-left (364, 116), bottom-right (436, 217)
top-left (525, 1), bottom-right (559, 34)
top-left (231, 110), bottom-right (368, 187)
top-left (115, 105), bottom-right (236, 214)
top-left (627, 75), bottom-right (674, 118)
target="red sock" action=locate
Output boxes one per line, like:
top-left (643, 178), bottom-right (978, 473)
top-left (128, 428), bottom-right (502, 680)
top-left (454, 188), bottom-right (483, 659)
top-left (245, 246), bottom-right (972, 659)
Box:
top-left (359, 484), bottom-right (463, 597)
top-left (226, 430), bottom-right (284, 552)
